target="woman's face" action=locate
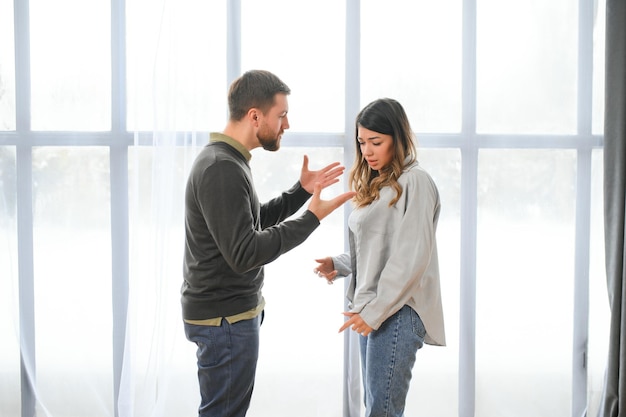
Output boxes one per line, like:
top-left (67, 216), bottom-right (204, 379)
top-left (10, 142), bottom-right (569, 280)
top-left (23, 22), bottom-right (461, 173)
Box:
top-left (357, 126), bottom-right (395, 171)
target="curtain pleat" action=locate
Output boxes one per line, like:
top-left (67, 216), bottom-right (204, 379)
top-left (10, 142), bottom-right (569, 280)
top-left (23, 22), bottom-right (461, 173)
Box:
top-left (119, 1), bottom-right (201, 415)
top-left (599, 1), bottom-right (626, 415)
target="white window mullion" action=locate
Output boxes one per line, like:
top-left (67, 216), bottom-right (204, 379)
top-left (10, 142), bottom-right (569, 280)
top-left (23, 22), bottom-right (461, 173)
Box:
top-left (110, 1), bottom-right (129, 416)
top-left (572, 1), bottom-right (596, 415)
top-left (226, 0), bottom-right (241, 88)
top-left (460, 0), bottom-right (478, 416)
top-left (16, 145), bottom-right (35, 417)
top-left (343, 1), bottom-right (361, 417)
top-left (14, 0), bottom-right (36, 415)
top-left (573, 147), bottom-right (593, 417)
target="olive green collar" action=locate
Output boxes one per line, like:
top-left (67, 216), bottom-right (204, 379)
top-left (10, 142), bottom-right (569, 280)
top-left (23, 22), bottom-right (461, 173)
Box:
top-left (210, 132), bottom-right (251, 161)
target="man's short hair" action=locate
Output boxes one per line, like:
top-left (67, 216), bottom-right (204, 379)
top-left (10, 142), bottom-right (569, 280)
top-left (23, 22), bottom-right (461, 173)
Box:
top-left (228, 70), bottom-right (291, 121)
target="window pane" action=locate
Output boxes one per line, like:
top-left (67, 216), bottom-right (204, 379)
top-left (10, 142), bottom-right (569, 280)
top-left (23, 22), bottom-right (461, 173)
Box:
top-left (476, 149), bottom-right (576, 416)
top-left (32, 147), bottom-right (113, 416)
top-left (127, 0), bottom-right (227, 132)
top-left (361, 0), bottom-right (462, 133)
top-left (242, 0), bottom-right (345, 133)
top-left (127, 144), bottom-right (199, 417)
top-left (250, 147), bottom-right (346, 416)
top-left (406, 149), bottom-right (461, 415)
top-left (0, 0), bottom-right (15, 130)
top-left (477, 0), bottom-right (578, 134)
top-left (0, 147), bottom-right (19, 417)
top-left (30, 0), bottom-right (111, 131)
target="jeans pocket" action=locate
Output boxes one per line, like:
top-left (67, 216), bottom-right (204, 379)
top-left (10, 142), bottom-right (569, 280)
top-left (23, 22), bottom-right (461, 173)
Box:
top-left (410, 308), bottom-right (426, 340)
top-left (185, 323), bottom-right (219, 367)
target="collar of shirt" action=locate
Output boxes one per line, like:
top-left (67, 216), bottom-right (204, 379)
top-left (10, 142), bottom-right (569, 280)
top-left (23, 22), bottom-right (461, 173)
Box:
top-left (210, 132), bottom-right (252, 161)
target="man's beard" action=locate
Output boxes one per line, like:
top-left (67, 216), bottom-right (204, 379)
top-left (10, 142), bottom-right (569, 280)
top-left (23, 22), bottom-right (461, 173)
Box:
top-left (257, 125), bottom-right (281, 151)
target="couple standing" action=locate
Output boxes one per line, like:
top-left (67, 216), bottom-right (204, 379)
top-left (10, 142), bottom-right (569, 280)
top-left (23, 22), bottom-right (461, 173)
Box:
top-left (181, 69), bottom-right (445, 417)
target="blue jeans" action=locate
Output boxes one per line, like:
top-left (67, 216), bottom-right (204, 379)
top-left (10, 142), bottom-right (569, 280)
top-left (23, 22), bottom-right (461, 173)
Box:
top-left (184, 313), bottom-right (263, 417)
top-left (359, 305), bottom-right (425, 417)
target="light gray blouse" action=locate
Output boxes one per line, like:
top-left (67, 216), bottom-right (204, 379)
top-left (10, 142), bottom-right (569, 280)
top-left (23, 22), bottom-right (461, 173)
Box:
top-left (332, 162), bottom-right (446, 346)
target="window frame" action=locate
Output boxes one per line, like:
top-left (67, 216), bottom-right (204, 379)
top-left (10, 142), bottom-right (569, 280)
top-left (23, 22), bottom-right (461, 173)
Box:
top-left (0, 1), bottom-right (604, 416)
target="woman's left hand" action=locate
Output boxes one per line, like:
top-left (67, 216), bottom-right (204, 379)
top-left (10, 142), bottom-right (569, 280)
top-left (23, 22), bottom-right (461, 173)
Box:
top-left (339, 312), bottom-right (373, 336)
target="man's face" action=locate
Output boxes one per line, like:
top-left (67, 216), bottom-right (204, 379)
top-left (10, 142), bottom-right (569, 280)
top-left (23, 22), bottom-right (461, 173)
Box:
top-left (257, 93), bottom-right (290, 151)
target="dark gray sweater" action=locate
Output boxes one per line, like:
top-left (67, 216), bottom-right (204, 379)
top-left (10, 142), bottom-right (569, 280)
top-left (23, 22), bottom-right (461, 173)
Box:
top-left (181, 137), bottom-right (320, 320)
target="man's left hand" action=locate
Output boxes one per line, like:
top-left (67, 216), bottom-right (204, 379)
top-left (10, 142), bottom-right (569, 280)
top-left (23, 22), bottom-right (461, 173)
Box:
top-left (300, 155), bottom-right (346, 194)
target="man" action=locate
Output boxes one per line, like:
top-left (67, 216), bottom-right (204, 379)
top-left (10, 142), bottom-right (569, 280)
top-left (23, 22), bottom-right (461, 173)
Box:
top-left (181, 69), bottom-right (355, 417)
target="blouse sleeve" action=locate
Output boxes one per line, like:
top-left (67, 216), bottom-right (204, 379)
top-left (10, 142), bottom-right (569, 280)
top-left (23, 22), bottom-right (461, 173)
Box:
top-left (331, 253), bottom-right (352, 277)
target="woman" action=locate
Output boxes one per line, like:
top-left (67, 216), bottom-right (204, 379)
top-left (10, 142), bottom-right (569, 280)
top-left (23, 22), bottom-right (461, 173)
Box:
top-left (314, 98), bottom-right (445, 417)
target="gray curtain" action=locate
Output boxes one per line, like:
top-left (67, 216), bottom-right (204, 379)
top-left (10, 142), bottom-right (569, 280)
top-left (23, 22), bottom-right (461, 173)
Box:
top-left (599, 1), bottom-right (626, 416)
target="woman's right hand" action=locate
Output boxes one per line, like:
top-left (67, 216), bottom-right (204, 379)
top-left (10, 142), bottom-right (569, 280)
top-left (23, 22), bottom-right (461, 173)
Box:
top-left (313, 257), bottom-right (338, 285)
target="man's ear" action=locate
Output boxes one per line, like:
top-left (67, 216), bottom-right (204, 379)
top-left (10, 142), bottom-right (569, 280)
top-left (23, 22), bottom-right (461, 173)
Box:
top-left (248, 109), bottom-right (259, 123)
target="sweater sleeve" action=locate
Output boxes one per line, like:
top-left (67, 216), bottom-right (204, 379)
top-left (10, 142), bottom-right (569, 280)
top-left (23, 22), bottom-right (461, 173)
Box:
top-left (194, 159), bottom-right (320, 273)
top-left (260, 181), bottom-right (312, 228)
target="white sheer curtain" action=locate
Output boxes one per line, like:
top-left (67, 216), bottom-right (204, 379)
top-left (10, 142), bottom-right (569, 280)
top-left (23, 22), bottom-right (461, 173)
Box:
top-left (119, 136), bottom-right (200, 417)
top-left (120, 0), bottom-right (207, 415)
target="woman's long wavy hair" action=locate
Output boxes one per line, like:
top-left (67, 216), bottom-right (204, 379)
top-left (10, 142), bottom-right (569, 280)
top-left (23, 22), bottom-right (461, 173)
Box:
top-left (349, 98), bottom-right (417, 208)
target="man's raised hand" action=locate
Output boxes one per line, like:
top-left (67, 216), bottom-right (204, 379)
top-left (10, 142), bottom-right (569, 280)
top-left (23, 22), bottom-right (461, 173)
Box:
top-left (300, 155), bottom-right (346, 194)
